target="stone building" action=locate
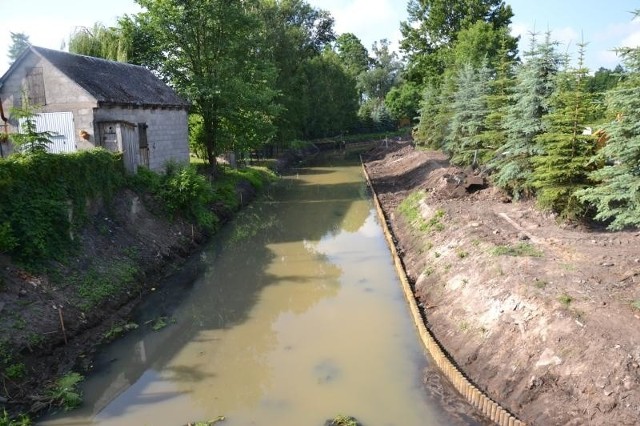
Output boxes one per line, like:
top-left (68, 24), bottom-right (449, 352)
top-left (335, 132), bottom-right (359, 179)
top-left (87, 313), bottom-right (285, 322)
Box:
top-left (0, 45), bottom-right (190, 172)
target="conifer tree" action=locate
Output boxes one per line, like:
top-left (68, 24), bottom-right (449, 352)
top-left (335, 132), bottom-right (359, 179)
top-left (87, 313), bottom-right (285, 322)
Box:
top-left (480, 36), bottom-right (515, 165)
top-left (576, 13), bottom-right (640, 229)
top-left (531, 42), bottom-right (597, 219)
top-left (413, 84), bottom-right (441, 147)
top-left (413, 73), bottom-right (455, 150)
top-left (491, 32), bottom-right (562, 197)
top-left (446, 61), bottom-right (492, 166)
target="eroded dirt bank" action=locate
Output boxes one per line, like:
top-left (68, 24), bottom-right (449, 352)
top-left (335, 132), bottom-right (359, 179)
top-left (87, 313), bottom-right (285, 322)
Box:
top-left (0, 178), bottom-right (261, 418)
top-left (363, 141), bottom-right (640, 426)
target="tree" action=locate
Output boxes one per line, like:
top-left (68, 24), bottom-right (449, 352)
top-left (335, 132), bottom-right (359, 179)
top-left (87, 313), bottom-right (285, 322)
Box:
top-left (258, 0), bottom-right (337, 142)
top-left (446, 61), bottom-right (492, 166)
top-left (302, 50), bottom-right (359, 138)
top-left (334, 33), bottom-right (370, 79)
top-left (385, 80), bottom-right (421, 123)
top-left (68, 23), bottom-right (129, 61)
top-left (531, 43), bottom-right (597, 219)
top-left (576, 13), bottom-right (640, 229)
top-left (357, 39), bottom-right (402, 128)
top-left (480, 34), bottom-right (516, 163)
top-left (8, 32), bottom-right (30, 64)
top-left (10, 97), bottom-right (53, 154)
top-left (491, 32), bottom-right (563, 197)
top-left (413, 80), bottom-right (453, 149)
top-left (400, 0), bottom-right (516, 85)
top-left (136, 0), bottom-right (280, 167)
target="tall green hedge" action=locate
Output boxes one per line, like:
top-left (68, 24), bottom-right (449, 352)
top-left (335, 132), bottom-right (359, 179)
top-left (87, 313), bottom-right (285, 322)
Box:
top-left (0, 150), bottom-right (124, 263)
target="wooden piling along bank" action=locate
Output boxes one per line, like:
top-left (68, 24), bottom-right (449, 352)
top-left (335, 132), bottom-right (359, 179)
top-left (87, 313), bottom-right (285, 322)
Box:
top-left (360, 159), bottom-right (526, 426)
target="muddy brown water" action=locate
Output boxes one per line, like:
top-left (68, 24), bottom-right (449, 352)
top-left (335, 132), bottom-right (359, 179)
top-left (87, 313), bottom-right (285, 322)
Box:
top-left (40, 158), bottom-right (483, 426)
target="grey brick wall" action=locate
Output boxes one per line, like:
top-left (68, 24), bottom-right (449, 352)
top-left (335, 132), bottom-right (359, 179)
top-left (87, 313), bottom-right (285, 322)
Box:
top-left (1, 51), bottom-right (189, 168)
top-left (94, 107), bottom-right (189, 172)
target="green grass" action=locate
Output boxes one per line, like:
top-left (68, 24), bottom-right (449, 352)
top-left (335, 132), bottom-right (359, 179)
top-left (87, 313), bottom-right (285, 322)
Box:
top-left (558, 293), bottom-right (573, 307)
top-left (398, 191), bottom-right (446, 234)
top-left (491, 242), bottom-right (543, 257)
top-left (533, 279), bottom-right (548, 289)
top-left (631, 300), bottom-right (640, 311)
top-left (69, 259), bottom-right (139, 311)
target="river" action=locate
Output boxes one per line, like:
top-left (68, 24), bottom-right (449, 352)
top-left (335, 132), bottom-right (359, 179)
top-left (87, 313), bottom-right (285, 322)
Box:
top-left (40, 157), bottom-right (482, 426)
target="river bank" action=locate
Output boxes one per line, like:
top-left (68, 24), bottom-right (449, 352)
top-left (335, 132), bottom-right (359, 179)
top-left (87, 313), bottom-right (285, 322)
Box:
top-left (0, 154), bottom-right (294, 421)
top-left (362, 141), bottom-right (640, 425)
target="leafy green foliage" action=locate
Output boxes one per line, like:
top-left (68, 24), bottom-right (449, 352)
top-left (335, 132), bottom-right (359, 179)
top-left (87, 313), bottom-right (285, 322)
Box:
top-left (9, 100), bottom-right (54, 155)
top-left (161, 164), bottom-right (217, 229)
top-left (46, 372), bottom-right (83, 411)
top-left (0, 410), bottom-right (31, 426)
top-left (302, 51), bottom-right (360, 138)
top-left (137, 0), bottom-right (280, 166)
top-left (400, 0), bottom-right (516, 85)
top-left (335, 33), bottom-right (370, 79)
top-left (0, 150), bottom-right (124, 263)
top-left (68, 23), bottom-right (131, 62)
top-left (69, 259), bottom-right (138, 310)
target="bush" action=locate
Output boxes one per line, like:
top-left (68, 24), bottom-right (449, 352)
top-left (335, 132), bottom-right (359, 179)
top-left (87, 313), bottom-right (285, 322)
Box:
top-left (0, 150), bottom-right (124, 263)
top-left (161, 163), bottom-right (217, 229)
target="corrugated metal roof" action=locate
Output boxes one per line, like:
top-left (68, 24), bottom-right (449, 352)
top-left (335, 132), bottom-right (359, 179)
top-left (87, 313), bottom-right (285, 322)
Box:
top-left (22, 46), bottom-right (190, 109)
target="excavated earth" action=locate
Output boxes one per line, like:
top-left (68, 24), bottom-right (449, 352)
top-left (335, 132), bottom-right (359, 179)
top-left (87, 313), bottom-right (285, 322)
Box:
top-left (363, 141), bottom-right (640, 426)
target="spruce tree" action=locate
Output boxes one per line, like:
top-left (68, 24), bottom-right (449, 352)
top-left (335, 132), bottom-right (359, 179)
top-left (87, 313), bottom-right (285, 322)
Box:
top-left (414, 76), bottom-right (455, 150)
top-left (576, 14), bottom-right (640, 229)
top-left (491, 32), bottom-right (562, 197)
top-left (413, 84), bottom-right (443, 148)
top-left (531, 43), bottom-right (597, 219)
top-left (480, 36), bottom-right (515, 166)
top-left (446, 61), bottom-right (492, 166)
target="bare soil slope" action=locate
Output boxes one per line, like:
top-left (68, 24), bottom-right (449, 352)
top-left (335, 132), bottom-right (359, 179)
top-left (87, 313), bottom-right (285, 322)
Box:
top-left (363, 141), bottom-right (640, 426)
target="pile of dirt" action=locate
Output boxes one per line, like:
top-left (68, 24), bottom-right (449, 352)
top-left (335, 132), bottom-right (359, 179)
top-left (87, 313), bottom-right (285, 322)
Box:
top-left (363, 141), bottom-right (640, 426)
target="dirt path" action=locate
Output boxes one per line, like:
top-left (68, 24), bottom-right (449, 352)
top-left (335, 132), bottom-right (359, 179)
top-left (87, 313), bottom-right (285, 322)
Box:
top-left (363, 141), bottom-right (640, 426)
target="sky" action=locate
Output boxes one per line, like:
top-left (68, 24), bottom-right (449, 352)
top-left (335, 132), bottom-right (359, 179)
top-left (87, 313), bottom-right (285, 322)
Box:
top-left (0, 0), bottom-right (639, 76)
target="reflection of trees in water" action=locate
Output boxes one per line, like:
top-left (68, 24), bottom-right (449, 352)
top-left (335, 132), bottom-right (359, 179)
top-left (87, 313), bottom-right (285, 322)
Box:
top-left (73, 162), bottom-right (367, 421)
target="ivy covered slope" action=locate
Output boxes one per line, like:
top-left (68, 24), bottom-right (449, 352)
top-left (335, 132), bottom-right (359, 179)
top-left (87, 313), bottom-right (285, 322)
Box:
top-left (0, 149), bottom-right (274, 418)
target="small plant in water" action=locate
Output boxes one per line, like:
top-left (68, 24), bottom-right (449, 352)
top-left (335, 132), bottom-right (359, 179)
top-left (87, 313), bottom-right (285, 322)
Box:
top-left (0, 410), bottom-right (31, 426)
top-left (104, 322), bottom-right (139, 341)
top-left (326, 415), bottom-right (361, 426)
top-left (151, 316), bottom-right (175, 331)
top-left (47, 372), bottom-right (83, 411)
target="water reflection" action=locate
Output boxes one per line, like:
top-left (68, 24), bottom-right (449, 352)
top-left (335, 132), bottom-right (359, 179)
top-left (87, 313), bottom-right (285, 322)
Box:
top-left (40, 162), bottom-right (470, 426)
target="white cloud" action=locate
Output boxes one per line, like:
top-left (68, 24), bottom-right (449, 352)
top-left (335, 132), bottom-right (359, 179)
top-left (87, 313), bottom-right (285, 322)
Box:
top-left (620, 30), bottom-right (640, 48)
top-left (310, 0), bottom-right (405, 52)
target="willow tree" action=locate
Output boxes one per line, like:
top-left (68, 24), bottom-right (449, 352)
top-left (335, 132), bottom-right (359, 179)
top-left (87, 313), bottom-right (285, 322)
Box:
top-left (137, 0), bottom-right (280, 167)
top-left (68, 23), bottom-right (130, 62)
